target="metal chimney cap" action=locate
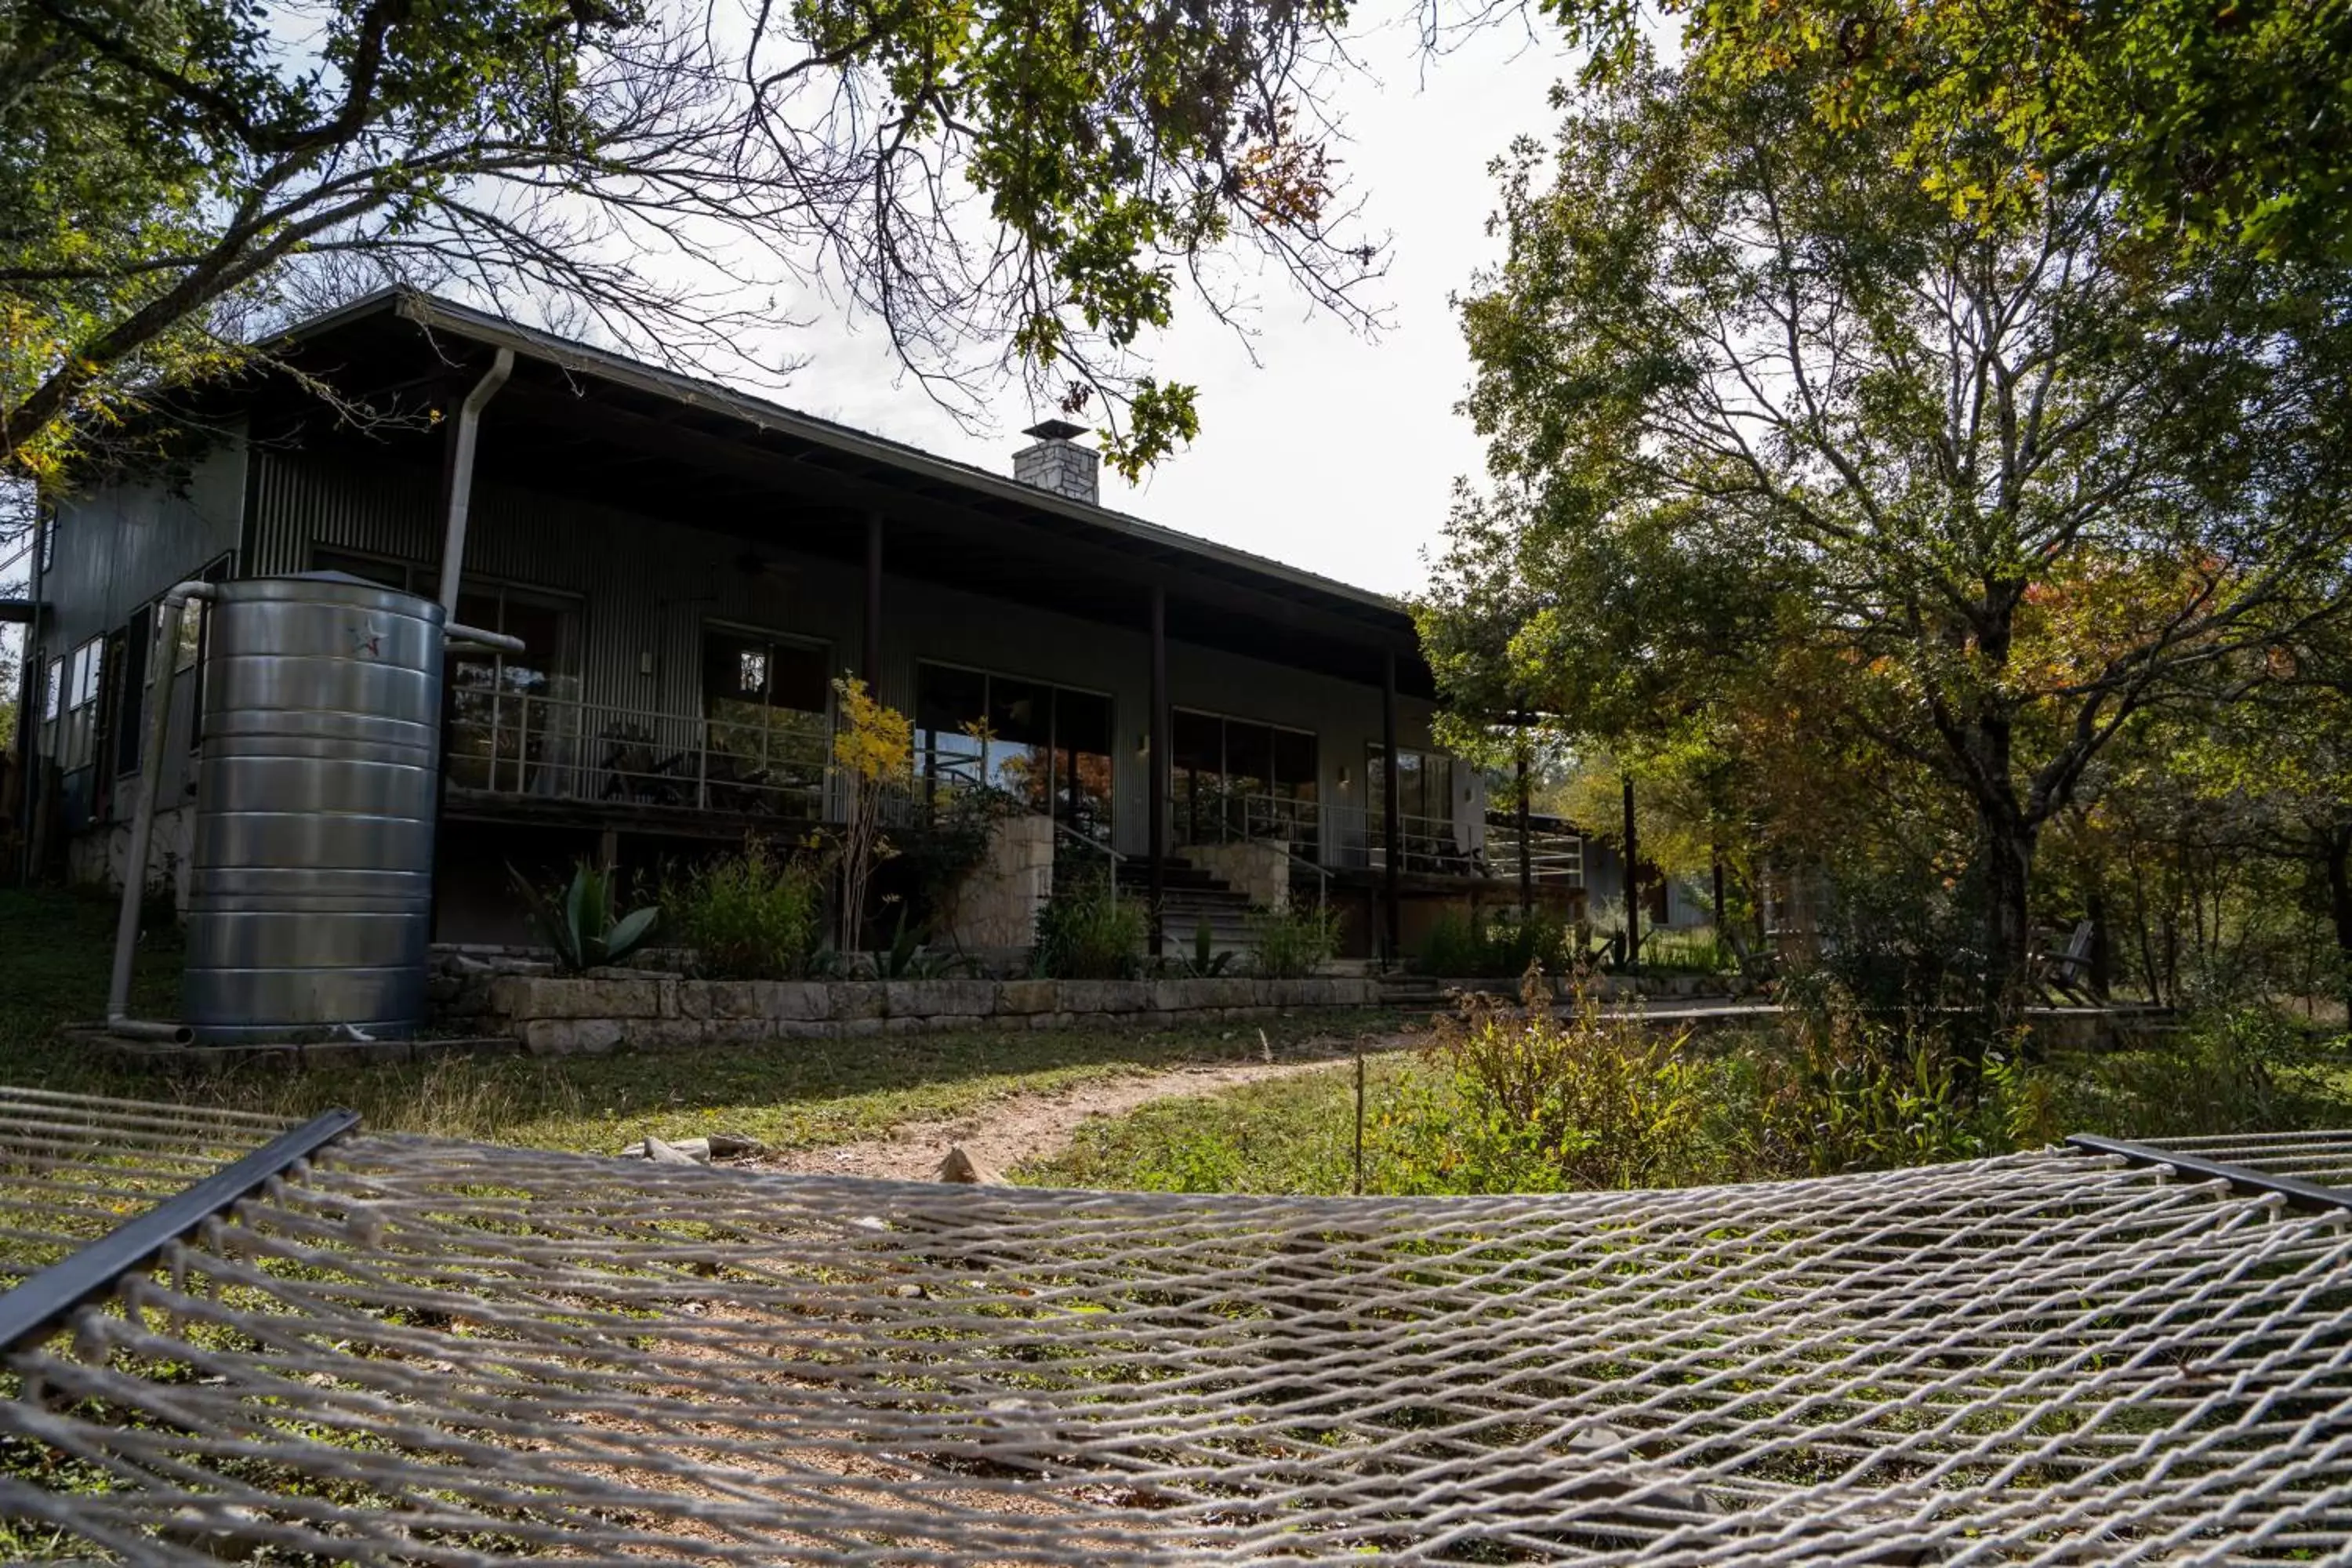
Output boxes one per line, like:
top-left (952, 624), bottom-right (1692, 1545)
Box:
top-left (1022, 419), bottom-right (1088, 443)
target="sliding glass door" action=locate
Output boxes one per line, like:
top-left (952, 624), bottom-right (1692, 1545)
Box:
top-left (1171, 710), bottom-right (1319, 854)
top-left (915, 663), bottom-right (1113, 842)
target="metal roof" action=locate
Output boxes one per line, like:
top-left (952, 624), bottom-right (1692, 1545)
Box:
top-left (270, 289), bottom-right (1414, 630)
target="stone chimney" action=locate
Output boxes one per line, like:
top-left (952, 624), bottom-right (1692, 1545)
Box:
top-left (1011, 419), bottom-right (1100, 506)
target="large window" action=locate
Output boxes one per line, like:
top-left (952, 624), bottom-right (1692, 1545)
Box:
top-left (310, 548), bottom-right (583, 793)
top-left (699, 627), bottom-right (830, 814)
top-left (1367, 744), bottom-right (1461, 870)
top-left (916, 662), bottom-right (1112, 841)
top-left (1172, 710), bottom-right (1318, 852)
top-left (53, 637), bottom-right (103, 772)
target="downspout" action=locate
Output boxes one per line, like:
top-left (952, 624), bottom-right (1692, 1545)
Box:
top-left (436, 348), bottom-right (514, 615)
top-left (106, 581), bottom-right (213, 1041)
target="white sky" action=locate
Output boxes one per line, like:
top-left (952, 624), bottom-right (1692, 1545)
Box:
top-left (763, 15), bottom-right (1580, 601)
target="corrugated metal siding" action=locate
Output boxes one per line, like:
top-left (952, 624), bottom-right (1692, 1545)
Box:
top-left (46, 437), bottom-right (245, 648)
top-left (238, 445), bottom-right (1472, 862)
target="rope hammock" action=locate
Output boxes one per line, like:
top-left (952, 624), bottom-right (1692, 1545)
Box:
top-left (2, 1086), bottom-right (2350, 1565)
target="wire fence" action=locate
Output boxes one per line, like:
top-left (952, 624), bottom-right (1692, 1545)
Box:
top-left (2, 1086), bottom-right (2350, 1564)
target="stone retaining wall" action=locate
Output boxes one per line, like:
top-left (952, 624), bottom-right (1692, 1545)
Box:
top-left (489, 973), bottom-right (1386, 1055)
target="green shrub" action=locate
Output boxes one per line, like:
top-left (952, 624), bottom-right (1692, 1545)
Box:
top-left (509, 862), bottom-right (659, 973)
top-left (1391, 970), bottom-right (1715, 1191)
top-left (1247, 903), bottom-right (1341, 978)
top-left (1033, 872), bottom-right (1148, 978)
top-left (667, 838), bottom-right (824, 979)
top-left (1412, 908), bottom-right (1577, 977)
top-left (2034, 1004), bottom-right (2347, 1139)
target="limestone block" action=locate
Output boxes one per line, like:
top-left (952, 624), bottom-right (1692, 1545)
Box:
top-left (1136, 1011), bottom-right (1174, 1030)
top-left (675, 981), bottom-right (713, 1020)
top-left (995, 978), bottom-right (1057, 1014)
top-left (520, 1018), bottom-right (623, 1057)
top-left (492, 976), bottom-right (662, 1021)
top-left (623, 1018), bottom-right (709, 1051)
top-left (832, 982), bottom-right (887, 1020)
top-left (760, 982), bottom-right (830, 1022)
top-left (703, 1018), bottom-right (777, 1046)
top-left (887, 979), bottom-right (993, 1018)
top-left (837, 1017), bottom-right (885, 1037)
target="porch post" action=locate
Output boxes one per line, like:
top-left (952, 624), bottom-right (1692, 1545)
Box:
top-left (1381, 649), bottom-right (1400, 965)
top-left (1515, 712), bottom-right (1533, 915)
top-left (863, 513), bottom-right (884, 693)
top-left (1622, 773), bottom-right (1641, 976)
top-left (1148, 584), bottom-right (1167, 956)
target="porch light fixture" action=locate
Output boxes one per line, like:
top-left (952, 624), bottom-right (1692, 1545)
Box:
top-left (1338, 765), bottom-right (1352, 788)
top-left (1135, 732), bottom-right (1149, 757)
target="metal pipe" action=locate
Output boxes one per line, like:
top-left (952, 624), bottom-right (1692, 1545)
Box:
top-left (444, 624), bottom-right (523, 655)
top-left (435, 348), bottom-right (514, 615)
top-left (105, 579), bottom-right (215, 1044)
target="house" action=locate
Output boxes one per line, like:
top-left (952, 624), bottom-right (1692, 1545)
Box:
top-left (11, 290), bottom-right (1586, 956)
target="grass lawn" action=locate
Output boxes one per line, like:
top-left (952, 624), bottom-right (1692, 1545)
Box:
top-left (0, 887), bottom-right (1403, 1156)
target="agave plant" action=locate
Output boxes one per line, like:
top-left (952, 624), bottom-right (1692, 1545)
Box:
top-left (509, 862), bottom-right (660, 974)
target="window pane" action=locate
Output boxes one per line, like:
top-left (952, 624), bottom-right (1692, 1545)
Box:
top-left (703, 630), bottom-right (768, 702)
top-left (1054, 689), bottom-right (1114, 840)
top-left (42, 659), bottom-right (62, 722)
top-left (1171, 710), bottom-right (1221, 774)
top-left (1272, 728), bottom-right (1317, 796)
top-left (1225, 722), bottom-right (1273, 797)
top-left (1054, 688), bottom-right (1112, 756)
top-left (916, 664), bottom-right (989, 793)
top-left (987, 677), bottom-right (1051, 807)
top-left (767, 641), bottom-right (829, 713)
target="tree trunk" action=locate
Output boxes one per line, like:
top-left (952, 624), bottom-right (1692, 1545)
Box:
top-left (1979, 808), bottom-right (2038, 1025)
top-left (2325, 828), bottom-right (2352, 1027)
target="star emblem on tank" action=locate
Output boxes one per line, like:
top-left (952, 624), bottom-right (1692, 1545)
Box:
top-left (350, 624), bottom-right (384, 658)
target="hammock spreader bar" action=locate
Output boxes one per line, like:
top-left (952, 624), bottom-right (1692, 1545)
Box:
top-left (2067, 1131), bottom-right (2352, 1214)
top-left (0, 1106), bottom-right (359, 1356)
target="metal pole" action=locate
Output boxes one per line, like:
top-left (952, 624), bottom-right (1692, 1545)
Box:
top-left (1149, 585), bottom-right (1167, 956)
top-left (106, 581), bottom-right (212, 1042)
top-left (1515, 717), bottom-right (1533, 915)
top-left (1381, 650), bottom-right (1400, 966)
top-left (864, 512), bottom-right (884, 695)
top-left (1622, 772), bottom-right (1640, 976)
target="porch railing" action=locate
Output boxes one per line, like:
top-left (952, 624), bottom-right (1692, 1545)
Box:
top-left (1171, 788), bottom-right (1319, 855)
top-left (444, 689), bottom-right (839, 821)
top-left (1483, 812), bottom-right (1586, 886)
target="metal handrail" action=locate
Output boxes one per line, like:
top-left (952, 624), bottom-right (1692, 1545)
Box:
top-left (1283, 844), bottom-right (1328, 912)
top-left (1048, 815), bottom-right (1126, 905)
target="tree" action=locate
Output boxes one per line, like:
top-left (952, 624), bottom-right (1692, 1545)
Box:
top-left (1544, 0), bottom-right (2352, 263)
top-left (2, 0), bottom-right (1381, 488)
top-left (1426, 60), bottom-right (2352, 1011)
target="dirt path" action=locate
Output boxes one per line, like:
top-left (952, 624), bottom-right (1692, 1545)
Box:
top-left (754, 1039), bottom-right (1410, 1182)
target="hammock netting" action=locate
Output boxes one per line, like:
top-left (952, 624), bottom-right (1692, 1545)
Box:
top-left (2, 1086), bottom-right (2350, 1565)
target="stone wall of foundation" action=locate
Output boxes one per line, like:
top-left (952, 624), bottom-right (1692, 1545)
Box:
top-left (486, 972), bottom-right (1385, 1055)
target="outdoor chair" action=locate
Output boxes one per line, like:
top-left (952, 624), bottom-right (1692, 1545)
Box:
top-left (598, 727), bottom-right (688, 807)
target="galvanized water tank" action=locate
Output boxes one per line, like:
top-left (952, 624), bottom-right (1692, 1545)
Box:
top-left (182, 575), bottom-right (446, 1042)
